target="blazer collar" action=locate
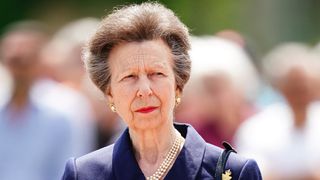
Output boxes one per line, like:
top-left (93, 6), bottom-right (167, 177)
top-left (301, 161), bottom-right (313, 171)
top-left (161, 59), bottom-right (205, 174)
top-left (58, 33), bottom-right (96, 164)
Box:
top-left (112, 123), bottom-right (206, 179)
top-left (112, 128), bottom-right (145, 179)
top-left (166, 123), bottom-right (206, 179)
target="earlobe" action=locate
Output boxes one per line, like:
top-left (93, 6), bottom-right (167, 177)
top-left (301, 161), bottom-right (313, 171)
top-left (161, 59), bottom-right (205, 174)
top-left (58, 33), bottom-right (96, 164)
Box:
top-left (175, 88), bottom-right (181, 97)
top-left (107, 95), bottom-right (113, 104)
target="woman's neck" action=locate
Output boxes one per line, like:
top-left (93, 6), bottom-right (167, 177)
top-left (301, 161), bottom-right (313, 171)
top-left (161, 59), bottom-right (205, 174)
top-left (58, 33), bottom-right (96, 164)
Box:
top-left (129, 121), bottom-right (176, 175)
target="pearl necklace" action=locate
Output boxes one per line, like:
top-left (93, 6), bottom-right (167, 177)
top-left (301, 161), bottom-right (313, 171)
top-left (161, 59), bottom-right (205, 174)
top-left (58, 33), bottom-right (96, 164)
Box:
top-left (146, 131), bottom-right (184, 180)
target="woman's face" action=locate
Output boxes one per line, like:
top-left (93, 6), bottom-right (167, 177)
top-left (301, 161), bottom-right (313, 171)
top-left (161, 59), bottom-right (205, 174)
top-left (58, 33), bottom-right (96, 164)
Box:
top-left (106, 39), bottom-right (179, 130)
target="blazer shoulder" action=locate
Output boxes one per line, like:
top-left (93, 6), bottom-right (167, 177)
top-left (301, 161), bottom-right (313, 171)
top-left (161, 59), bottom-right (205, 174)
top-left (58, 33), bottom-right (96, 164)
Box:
top-left (77, 144), bottom-right (114, 167)
top-left (62, 158), bottom-right (77, 180)
top-left (236, 158), bottom-right (262, 180)
top-left (201, 143), bottom-right (262, 180)
top-left (203, 143), bottom-right (226, 162)
top-left (222, 146), bottom-right (262, 180)
top-left (62, 144), bottom-right (115, 180)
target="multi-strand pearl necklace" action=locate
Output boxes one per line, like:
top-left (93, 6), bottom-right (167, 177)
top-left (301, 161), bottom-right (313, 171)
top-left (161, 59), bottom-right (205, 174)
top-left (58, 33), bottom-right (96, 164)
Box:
top-left (146, 131), bottom-right (185, 180)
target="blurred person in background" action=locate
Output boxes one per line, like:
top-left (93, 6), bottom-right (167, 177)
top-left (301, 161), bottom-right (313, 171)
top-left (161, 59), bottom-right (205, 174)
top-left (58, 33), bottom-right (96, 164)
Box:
top-left (312, 44), bottom-right (320, 101)
top-left (51, 18), bottom-right (125, 148)
top-left (215, 29), bottom-right (246, 49)
top-left (0, 21), bottom-right (73, 180)
top-left (235, 43), bottom-right (320, 180)
top-left (34, 18), bottom-right (103, 156)
top-left (0, 63), bottom-right (12, 107)
top-left (176, 36), bottom-right (260, 148)
top-left (216, 29), bottom-right (284, 108)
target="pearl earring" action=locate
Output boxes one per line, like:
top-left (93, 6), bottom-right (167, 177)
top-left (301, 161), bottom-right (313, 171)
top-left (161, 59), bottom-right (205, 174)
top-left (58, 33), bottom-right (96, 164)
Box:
top-left (175, 97), bottom-right (181, 106)
top-left (109, 103), bottom-right (116, 112)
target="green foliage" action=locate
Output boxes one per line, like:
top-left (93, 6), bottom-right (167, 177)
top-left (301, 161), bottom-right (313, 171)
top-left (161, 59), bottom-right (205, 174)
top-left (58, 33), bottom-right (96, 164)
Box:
top-left (1, 0), bottom-right (319, 53)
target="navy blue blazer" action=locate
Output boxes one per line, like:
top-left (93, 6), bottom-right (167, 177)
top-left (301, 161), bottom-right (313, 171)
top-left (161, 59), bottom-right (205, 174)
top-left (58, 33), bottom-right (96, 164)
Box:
top-left (62, 123), bottom-right (262, 179)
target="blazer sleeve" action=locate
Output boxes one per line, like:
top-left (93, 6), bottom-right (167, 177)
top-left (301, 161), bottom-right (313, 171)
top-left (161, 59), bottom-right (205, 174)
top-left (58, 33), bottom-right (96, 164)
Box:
top-left (62, 158), bottom-right (77, 180)
top-left (238, 159), bottom-right (262, 180)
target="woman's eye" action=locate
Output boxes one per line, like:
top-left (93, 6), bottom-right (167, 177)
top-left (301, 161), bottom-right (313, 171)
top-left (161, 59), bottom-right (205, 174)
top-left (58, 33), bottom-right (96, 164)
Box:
top-left (123, 74), bottom-right (135, 80)
top-left (152, 72), bottom-right (164, 77)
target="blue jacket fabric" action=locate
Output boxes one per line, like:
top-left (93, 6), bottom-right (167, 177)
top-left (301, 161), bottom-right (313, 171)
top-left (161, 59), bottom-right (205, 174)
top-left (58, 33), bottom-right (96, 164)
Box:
top-left (62, 123), bottom-right (262, 180)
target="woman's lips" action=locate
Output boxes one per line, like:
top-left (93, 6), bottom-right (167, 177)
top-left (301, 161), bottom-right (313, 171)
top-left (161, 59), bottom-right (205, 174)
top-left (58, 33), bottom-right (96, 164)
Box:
top-left (135, 106), bottom-right (158, 113)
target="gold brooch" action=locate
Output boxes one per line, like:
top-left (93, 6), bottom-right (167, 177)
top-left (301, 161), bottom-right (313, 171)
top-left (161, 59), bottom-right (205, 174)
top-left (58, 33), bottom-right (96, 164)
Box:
top-left (222, 169), bottom-right (232, 180)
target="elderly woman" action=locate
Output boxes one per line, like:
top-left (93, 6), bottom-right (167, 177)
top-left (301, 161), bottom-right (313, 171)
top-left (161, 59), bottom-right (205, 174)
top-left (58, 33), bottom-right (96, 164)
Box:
top-left (62, 2), bottom-right (262, 180)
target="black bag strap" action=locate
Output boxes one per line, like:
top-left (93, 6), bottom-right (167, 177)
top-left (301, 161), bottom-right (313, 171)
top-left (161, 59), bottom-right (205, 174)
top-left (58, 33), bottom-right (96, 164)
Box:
top-left (214, 141), bottom-right (237, 180)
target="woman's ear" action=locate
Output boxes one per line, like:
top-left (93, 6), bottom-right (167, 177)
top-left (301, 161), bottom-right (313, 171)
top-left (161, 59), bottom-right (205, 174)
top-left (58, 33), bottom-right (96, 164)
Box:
top-left (175, 88), bottom-right (182, 98)
top-left (105, 87), bottom-right (114, 103)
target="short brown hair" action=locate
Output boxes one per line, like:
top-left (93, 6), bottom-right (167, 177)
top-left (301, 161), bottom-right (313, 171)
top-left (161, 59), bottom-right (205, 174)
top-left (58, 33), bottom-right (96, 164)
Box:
top-left (84, 2), bottom-right (191, 93)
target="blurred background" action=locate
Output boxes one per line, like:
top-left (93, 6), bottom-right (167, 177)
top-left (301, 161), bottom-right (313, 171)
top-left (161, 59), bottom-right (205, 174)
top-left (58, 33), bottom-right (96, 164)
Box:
top-left (1, 0), bottom-right (320, 180)
top-left (1, 0), bottom-right (320, 53)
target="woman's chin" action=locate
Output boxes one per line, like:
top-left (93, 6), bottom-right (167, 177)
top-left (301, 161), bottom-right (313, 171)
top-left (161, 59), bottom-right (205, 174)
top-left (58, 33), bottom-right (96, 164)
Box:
top-left (132, 118), bottom-right (163, 130)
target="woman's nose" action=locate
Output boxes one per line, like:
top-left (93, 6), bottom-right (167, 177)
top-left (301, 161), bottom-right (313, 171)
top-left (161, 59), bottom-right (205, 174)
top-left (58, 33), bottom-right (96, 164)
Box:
top-left (137, 76), bottom-right (153, 98)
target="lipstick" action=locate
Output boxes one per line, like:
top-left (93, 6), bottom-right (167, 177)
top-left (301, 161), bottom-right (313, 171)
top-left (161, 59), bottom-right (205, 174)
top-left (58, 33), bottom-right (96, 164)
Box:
top-left (135, 106), bottom-right (158, 113)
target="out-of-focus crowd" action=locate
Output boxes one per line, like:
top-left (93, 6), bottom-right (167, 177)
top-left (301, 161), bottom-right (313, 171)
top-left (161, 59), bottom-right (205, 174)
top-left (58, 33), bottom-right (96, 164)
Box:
top-left (0, 19), bottom-right (320, 180)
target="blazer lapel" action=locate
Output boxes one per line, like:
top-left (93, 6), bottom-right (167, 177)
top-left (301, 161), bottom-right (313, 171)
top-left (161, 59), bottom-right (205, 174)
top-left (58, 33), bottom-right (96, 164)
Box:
top-left (112, 128), bottom-right (145, 180)
top-left (165, 124), bottom-right (206, 179)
